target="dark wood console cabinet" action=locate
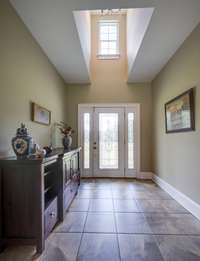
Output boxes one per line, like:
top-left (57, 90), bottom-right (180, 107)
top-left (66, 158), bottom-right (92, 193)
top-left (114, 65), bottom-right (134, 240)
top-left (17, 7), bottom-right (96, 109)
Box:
top-left (0, 147), bottom-right (81, 254)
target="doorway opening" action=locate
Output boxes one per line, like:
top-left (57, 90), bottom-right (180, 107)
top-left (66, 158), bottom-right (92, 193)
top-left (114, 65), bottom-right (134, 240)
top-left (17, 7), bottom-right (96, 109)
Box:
top-left (78, 104), bottom-right (140, 178)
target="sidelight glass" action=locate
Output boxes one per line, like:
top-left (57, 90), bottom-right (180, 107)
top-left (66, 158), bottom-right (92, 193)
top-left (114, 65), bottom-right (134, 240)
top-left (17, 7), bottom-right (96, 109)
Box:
top-left (84, 113), bottom-right (90, 169)
top-left (99, 113), bottom-right (119, 169)
top-left (128, 113), bottom-right (134, 169)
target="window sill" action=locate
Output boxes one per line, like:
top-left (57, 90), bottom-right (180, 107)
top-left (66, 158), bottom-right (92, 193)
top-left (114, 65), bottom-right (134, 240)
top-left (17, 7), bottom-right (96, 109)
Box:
top-left (97, 54), bottom-right (120, 60)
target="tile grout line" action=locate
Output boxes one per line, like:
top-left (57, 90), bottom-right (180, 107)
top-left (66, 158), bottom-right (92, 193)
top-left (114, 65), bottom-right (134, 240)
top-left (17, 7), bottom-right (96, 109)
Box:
top-left (75, 198), bottom-right (90, 261)
top-left (111, 185), bottom-right (122, 261)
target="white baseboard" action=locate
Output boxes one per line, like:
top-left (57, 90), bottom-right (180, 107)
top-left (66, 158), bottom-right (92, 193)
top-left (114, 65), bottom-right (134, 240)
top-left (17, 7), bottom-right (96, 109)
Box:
top-left (139, 172), bottom-right (153, 180)
top-left (152, 174), bottom-right (200, 221)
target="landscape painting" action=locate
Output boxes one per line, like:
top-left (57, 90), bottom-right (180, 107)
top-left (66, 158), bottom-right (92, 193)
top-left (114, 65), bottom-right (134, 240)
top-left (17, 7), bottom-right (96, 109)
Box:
top-left (165, 88), bottom-right (195, 133)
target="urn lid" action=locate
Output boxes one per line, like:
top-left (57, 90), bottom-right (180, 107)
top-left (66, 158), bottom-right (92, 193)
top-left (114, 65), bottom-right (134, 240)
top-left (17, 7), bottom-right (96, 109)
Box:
top-left (16, 123), bottom-right (29, 137)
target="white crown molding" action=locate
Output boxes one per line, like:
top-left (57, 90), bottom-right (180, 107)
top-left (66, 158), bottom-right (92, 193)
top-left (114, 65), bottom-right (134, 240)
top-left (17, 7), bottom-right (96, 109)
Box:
top-left (152, 174), bottom-right (200, 221)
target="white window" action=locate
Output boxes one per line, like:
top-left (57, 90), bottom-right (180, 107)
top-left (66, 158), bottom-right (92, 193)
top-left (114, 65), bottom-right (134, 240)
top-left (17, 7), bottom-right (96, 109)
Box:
top-left (98, 20), bottom-right (119, 59)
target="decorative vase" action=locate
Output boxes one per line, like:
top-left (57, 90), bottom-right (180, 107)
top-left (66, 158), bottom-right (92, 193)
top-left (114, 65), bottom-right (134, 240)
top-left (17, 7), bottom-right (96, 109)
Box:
top-left (62, 135), bottom-right (72, 150)
top-left (12, 123), bottom-right (33, 159)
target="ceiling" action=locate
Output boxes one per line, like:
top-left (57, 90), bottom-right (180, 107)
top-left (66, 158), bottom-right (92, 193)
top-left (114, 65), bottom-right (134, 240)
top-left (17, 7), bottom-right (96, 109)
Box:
top-left (10, 0), bottom-right (200, 84)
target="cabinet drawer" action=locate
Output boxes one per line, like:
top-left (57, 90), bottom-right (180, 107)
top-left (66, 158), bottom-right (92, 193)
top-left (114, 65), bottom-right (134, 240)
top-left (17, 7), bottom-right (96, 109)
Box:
top-left (44, 197), bottom-right (58, 238)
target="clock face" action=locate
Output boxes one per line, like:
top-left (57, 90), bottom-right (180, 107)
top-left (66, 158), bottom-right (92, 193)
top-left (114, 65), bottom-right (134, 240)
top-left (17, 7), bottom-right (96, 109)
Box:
top-left (13, 138), bottom-right (28, 154)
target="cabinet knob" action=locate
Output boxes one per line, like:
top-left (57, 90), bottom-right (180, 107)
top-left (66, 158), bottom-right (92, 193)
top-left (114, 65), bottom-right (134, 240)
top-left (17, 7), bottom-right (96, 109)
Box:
top-left (50, 212), bottom-right (56, 217)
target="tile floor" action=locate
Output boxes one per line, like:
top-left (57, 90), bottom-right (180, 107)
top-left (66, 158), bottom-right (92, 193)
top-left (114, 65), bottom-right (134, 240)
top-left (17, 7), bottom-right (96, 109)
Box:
top-left (1, 178), bottom-right (200, 261)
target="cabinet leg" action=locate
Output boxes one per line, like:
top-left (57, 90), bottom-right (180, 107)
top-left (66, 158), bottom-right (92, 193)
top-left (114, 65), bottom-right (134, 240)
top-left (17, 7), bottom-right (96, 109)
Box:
top-left (36, 238), bottom-right (45, 254)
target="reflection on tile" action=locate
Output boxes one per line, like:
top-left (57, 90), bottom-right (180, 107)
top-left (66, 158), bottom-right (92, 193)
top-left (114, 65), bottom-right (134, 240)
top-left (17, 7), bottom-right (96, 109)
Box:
top-left (77, 233), bottom-right (120, 261)
top-left (54, 212), bottom-right (87, 232)
top-left (0, 246), bottom-right (35, 261)
top-left (115, 213), bottom-right (152, 234)
top-left (132, 190), bottom-right (172, 200)
top-left (84, 212), bottom-right (116, 233)
top-left (112, 190), bottom-right (134, 199)
top-left (113, 199), bottom-right (140, 212)
top-left (145, 213), bottom-right (200, 235)
top-left (137, 199), bottom-right (188, 213)
top-left (118, 234), bottom-right (164, 261)
top-left (69, 199), bottom-right (90, 212)
top-left (39, 233), bottom-right (81, 261)
top-left (156, 235), bottom-right (200, 261)
top-left (132, 191), bottom-right (154, 199)
top-left (89, 199), bottom-right (113, 212)
top-left (90, 190), bottom-right (112, 199)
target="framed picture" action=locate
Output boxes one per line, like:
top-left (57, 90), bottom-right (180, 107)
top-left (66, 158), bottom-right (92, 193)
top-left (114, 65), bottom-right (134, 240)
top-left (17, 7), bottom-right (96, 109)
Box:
top-left (32, 102), bottom-right (51, 126)
top-left (165, 88), bottom-right (195, 133)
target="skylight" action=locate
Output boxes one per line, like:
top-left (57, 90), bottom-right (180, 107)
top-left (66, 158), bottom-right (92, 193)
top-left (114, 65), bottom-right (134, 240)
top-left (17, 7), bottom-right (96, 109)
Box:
top-left (98, 20), bottom-right (120, 59)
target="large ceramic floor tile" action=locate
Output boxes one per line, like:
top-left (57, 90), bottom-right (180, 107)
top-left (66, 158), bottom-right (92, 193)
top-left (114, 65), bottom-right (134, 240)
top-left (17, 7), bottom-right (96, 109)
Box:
top-left (54, 212), bottom-right (87, 233)
top-left (132, 190), bottom-right (172, 200)
top-left (76, 190), bottom-right (94, 199)
top-left (113, 199), bottom-right (140, 212)
top-left (145, 213), bottom-right (200, 235)
top-left (39, 233), bottom-right (82, 261)
top-left (112, 190), bottom-right (134, 199)
top-left (89, 199), bottom-right (113, 212)
top-left (115, 213), bottom-right (152, 234)
top-left (156, 235), bottom-right (200, 261)
top-left (111, 183), bottom-right (133, 191)
top-left (137, 199), bottom-right (188, 213)
top-left (0, 246), bottom-right (35, 261)
top-left (84, 212), bottom-right (116, 233)
top-left (69, 199), bottom-right (90, 212)
top-left (77, 233), bottom-right (120, 261)
top-left (118, 234), bottom-right (164, 261)
top-left (89, 190), bottom-right (112, 199)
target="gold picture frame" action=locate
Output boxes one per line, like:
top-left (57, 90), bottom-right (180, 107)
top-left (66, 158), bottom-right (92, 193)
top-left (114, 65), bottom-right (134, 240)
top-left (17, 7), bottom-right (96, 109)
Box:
top-left (32, 102), bottom-right (51, 126)
top-left (165, 88), bottom-right (195, 133)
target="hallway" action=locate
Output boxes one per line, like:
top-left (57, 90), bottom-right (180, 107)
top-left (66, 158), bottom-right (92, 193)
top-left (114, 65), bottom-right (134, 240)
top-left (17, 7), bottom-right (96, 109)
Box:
top-left (38, 178), bottom-right (200, 261)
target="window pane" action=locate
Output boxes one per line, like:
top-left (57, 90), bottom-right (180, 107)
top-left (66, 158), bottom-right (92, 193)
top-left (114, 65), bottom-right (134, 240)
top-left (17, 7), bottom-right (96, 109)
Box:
top-left (101, 41), bottom-right (109, 49)
top-left (84, 113), bottom-right (90, 169)
top-left (99, 113), bottom-right (119, 169)
top-left (100, 25), bottom-right (109, 34)
top-left (109, 25), bottom-right (117, 34)
top-left (101, 49), bottom-right (109, 55)
top-left (128, 113), bottom-right (134, 169)
top-left (109, 33), bottom-right (117, 41)
top-left (109, 41), bottom-right (117, 49)
top-left (100, 33), bottom-right (109, 41)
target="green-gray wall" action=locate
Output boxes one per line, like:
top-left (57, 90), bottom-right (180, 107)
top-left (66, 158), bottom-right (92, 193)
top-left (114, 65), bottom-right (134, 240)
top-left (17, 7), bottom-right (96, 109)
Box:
top-left (152, 23), bottom-right (200, 204)
top-left (0, 0), bottom-right (66, 157)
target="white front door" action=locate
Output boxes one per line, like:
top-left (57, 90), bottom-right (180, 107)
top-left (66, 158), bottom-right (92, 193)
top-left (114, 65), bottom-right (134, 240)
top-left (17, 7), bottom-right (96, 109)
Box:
top-left (78, 104), bottom-right (140, 178)
top-left (93, 107), bottom-right (124, 177)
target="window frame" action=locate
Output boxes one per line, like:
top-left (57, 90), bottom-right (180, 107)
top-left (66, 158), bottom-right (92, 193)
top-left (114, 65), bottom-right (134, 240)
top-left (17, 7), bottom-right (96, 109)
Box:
top-left (97, 19), bottom-right (120, 60)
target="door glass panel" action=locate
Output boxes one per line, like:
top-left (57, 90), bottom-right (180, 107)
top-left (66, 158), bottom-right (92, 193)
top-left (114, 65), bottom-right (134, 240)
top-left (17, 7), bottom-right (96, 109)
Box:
top-left (128, 113), bottom-right (134, 169)
top-left (84, 113), bottom-right (90, 169)
top-left (99, 113), bottom-right (118, 169)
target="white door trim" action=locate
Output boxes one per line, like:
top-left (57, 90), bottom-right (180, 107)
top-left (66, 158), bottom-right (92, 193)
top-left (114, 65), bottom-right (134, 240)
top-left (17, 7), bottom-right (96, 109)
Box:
top-left (78, 103), bottom-right (141, 178)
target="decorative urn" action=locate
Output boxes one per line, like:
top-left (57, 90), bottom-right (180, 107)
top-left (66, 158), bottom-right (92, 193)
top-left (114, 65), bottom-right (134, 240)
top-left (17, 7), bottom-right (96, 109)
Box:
top-left (12, 123), bottom-right (33, 159)
top-left (57, 121), bottom-right (74, 151)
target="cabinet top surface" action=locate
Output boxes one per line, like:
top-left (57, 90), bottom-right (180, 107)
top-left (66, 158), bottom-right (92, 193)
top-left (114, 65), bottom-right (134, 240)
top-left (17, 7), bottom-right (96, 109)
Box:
top-left (0, 147), bottom-right (81, 164)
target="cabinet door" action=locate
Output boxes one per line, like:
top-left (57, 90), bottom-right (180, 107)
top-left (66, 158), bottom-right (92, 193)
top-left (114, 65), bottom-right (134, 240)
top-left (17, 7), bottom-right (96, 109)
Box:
top-left (71, 153), bottom-right (78, 175)
top-left (63, 156), bottom-right (71, 186)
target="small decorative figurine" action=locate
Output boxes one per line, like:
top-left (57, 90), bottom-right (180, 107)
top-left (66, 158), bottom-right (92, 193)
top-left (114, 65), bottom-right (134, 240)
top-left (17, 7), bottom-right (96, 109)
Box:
top-left (12, 123), bottom-right (33, 159)
top-left (57, 121), bottom-right (75, 150)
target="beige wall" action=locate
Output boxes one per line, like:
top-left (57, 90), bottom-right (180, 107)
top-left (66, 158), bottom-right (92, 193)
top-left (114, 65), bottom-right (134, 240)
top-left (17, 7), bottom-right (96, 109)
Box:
top-left (0, 0), bottom-right (66, 157)
top-left (66, 14), bottom-right (152, 171)
top-left (152, 23), bottom-right (200, 204)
